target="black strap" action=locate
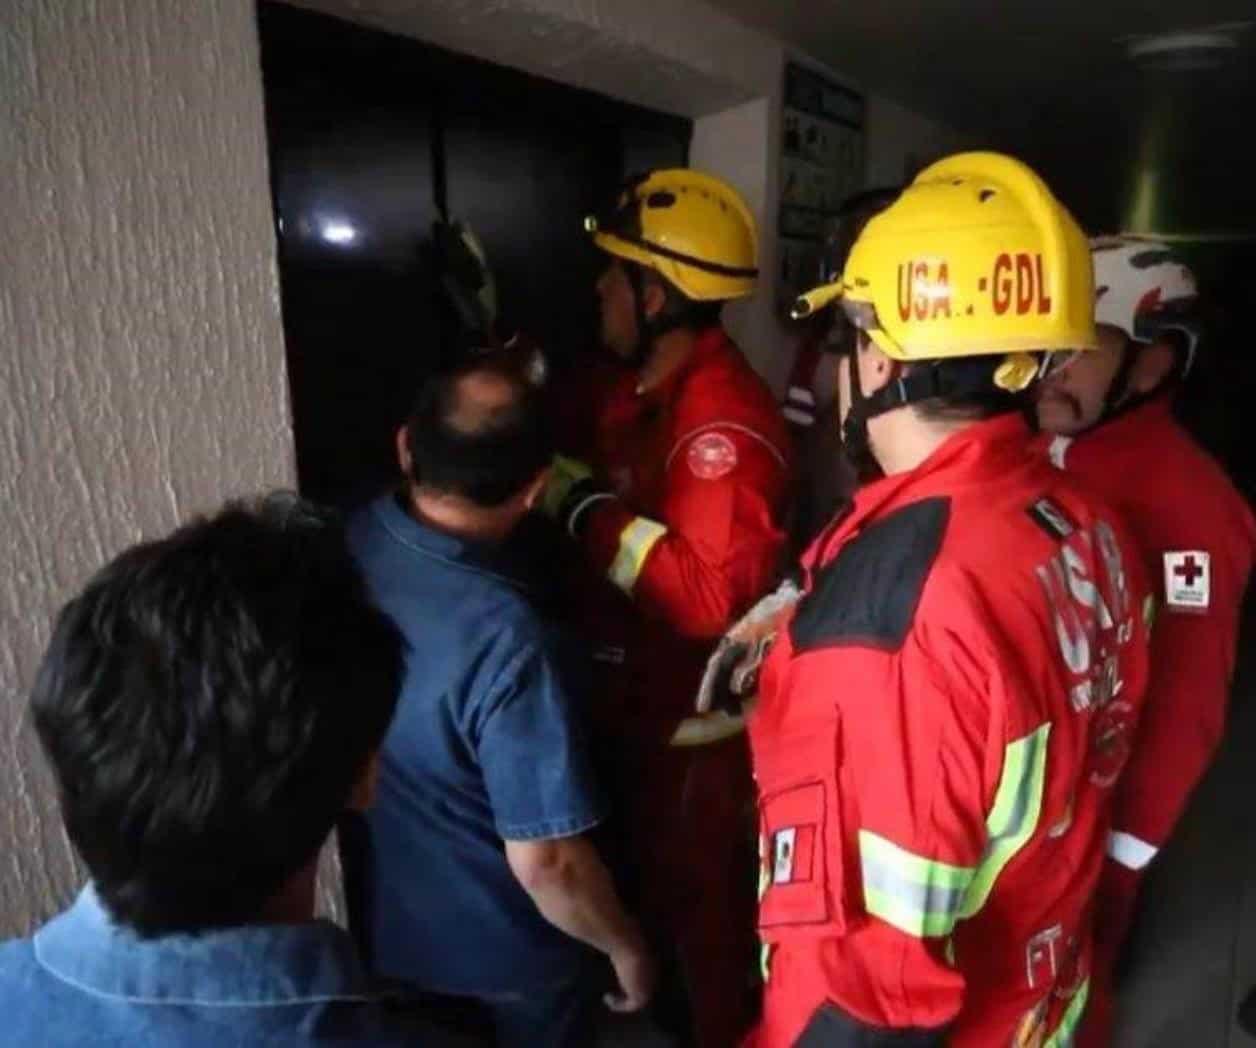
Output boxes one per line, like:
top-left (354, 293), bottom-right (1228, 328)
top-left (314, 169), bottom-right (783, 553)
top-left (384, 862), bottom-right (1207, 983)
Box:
top-left (608, 228), bottom-right (758, 279)
top-left (796, 1001), bottom-right (946, 1047)
top-left (624, 261), bottom-right (691, 364)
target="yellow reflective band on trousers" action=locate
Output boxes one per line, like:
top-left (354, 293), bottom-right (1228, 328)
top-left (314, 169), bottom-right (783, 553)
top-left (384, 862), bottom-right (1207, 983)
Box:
top-left (607, 516), bottom-right (668, 595)
top-left (859, 831), bottom-right (976, 938)
top-left (1045, 978), bottom-right (1089, 1047)
top-left (957, 721), bottom-right (1051, 920)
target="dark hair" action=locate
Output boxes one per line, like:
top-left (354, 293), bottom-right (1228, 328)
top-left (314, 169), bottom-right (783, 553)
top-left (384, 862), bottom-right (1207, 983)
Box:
top-left (634, 263), bottom-right (724, 333)
top-left (30, 493), bottom-right (404, 937)
top-left (907, 357), bottom-right (1021, 423)
top-left (405, 359), bottom-right (553, 507)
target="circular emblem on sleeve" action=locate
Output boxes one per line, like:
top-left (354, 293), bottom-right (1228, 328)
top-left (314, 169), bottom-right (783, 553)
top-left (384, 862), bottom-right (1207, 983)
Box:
top-left (687, 431), bottom-right (738, 480)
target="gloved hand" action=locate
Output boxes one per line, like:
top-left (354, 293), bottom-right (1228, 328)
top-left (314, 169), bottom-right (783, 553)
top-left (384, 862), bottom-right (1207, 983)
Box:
top-left (541, 455), bottom-right (613, 536)
top-left (695, 576), bottom-right (802, 715)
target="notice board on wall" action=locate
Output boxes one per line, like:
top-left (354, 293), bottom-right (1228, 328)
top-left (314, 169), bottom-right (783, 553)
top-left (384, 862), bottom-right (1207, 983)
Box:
top-left (777, 62), bottom-right (866, 304)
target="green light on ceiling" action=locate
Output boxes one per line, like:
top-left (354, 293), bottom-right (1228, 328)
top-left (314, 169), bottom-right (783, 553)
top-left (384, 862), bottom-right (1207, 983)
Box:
top-left (1125, 168), bottom-right (1158, 233)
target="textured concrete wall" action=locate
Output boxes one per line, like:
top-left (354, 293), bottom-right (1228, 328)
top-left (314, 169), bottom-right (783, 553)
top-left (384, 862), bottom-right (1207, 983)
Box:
top-left (287, 0), bottom-right (774, 118)
top-left (0, 1), bottom-right (293, 936)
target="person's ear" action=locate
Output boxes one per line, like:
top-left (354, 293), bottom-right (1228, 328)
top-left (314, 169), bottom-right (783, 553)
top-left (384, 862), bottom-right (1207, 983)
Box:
top-left (522, 466), bottom-right (552, 513)
top-left (396, 425), bottom-right (413, 477)
top-left (347, 752), bottom-right (381, 812)
top-left (1129, 340), bottom-right (1175, 396)
top-left (858, 335), bottom-right (894, 394)
top-left (641, 278), bottom-right (668, 321)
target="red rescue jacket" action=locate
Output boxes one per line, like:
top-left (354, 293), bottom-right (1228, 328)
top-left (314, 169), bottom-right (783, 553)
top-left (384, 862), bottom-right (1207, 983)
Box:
top-left (748, 414), bottom-right (1152, 1048)
top-left (574, 325), bottom-right (792, 742)
top-left (1040, 397), bottom-right (1256, 986)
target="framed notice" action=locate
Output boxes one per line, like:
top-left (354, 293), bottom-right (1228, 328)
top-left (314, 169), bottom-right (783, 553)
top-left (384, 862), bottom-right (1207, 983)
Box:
top-left (778, 62), bottom-right (866, 302)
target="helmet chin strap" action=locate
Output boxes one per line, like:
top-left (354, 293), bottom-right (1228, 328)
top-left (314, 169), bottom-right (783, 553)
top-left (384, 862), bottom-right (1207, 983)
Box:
top-left (624, 263), bottom-right (692, 368)
top-left (1088, 337), bottom-right (1177, 434)
top-left (842, 344), bottom-right (1016, 468)
top-left (841, 349), bottom-right (878, 466)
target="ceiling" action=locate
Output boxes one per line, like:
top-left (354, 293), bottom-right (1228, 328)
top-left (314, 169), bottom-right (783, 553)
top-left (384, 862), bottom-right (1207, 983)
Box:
top-left (705, 0), bottom-right (1256, 233)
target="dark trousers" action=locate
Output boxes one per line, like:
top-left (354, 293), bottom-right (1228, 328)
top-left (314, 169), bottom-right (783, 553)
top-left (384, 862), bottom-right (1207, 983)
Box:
top-left (483, 967), bottom-right (602, 1048)
top-left (386, 968), bottom-right (601, 1048)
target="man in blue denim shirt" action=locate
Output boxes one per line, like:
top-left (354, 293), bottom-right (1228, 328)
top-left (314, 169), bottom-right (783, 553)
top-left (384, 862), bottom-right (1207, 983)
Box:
top-left (0, 494), bottom-right (451, 1046)
top-left (348, 358), bottom-right (654, 1046)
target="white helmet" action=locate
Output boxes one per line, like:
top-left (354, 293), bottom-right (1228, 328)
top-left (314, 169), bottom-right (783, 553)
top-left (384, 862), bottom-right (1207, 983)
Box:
top-left (1092, 236), bottom-right (1201, 375)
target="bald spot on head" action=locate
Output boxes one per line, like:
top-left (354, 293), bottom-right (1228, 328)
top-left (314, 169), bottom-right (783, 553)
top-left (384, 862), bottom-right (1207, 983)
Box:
top-left (445, 367), bottom-right (519, 437)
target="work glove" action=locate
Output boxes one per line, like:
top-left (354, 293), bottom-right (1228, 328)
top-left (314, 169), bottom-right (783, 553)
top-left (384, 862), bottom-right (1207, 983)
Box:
top-left (694, 576), bottom-right (802, 716)
top-left (541, 455), bottom-right (613, 537)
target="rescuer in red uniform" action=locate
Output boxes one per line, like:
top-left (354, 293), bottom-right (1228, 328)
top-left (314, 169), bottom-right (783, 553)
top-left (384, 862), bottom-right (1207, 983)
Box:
top-left (1034, 237), bottom-right (1256, 1045)
top-left (715, 153), bottom-right (1154, 1046)
top-left (544, 169), bottom-right (791, 1046)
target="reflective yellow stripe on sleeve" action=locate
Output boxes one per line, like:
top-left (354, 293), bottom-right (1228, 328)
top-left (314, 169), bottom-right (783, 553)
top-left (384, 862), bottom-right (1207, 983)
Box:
top-left (607, 516), bottom-right (667, 595)
top-left (1045, 978), bottom-right (1089, 1047)
top-left (958, 722), bottom-right (1051, 920)
top-left (859, 831), bottom-right (976, 938)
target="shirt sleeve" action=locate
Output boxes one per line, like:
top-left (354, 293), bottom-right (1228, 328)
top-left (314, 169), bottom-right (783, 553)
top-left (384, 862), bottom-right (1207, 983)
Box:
top-left (828, 637), bottom-right (1002, 1031)
top-left (1108, 554), bottom-right (1246, 861)
top-left (580, 426), bottom-right (788, 639)
top-left (476, 638), bottom-right (606, 842)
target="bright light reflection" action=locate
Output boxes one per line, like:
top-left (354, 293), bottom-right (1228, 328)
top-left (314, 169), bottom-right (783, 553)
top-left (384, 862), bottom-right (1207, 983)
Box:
top-left (320, 221), bottom-right (358, 245)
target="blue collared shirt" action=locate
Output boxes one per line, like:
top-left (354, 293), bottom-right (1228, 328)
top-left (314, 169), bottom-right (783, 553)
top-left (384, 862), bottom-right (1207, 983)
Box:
top-left (347, 495), bottom-right (605, 996)
top-left (0, 884), bottom-right (442, 1045)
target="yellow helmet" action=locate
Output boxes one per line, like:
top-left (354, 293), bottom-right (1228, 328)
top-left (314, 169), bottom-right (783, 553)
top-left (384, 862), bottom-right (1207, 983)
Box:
top-left (792, 152), bottom-right (1096, 392)
top-left (584, 169), bottom-right (758, 301)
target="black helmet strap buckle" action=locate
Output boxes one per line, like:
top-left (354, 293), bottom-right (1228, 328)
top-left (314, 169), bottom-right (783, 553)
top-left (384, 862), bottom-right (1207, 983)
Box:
top-left (842, 346), bottom-right (1006, 459)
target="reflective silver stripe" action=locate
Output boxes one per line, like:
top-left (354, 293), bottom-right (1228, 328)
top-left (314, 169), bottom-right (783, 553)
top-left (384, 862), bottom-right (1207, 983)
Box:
top-left (859, 830), bottom-right (975, 938)
top-left (786, 386), bottom-right (815, 406)
top-left (665, 422), bottom-right (788, 472)
top-left (783, 406), bottom-right (814, 426)
top-left (607, 516), bottom-right (667, 595)
top-left (1108, 831), bottom-right (1158, 870)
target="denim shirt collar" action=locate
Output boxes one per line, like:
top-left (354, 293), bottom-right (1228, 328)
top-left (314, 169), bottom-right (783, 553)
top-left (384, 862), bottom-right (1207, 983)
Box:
top-left (34, 885), bottom-right (371, 1006)
top-left (371, 493), bottom-right (529, 593)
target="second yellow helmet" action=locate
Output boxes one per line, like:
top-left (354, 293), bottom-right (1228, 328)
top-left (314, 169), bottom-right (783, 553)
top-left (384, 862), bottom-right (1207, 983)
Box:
top-left (585, 169), bottom-right (758, 302)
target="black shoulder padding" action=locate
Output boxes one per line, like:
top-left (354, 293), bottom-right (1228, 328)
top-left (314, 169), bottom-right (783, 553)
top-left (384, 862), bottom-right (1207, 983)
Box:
top-left (795, 1002), bottom-right (947, 1047)
top-left (791, 496), bottom-right (950, 654)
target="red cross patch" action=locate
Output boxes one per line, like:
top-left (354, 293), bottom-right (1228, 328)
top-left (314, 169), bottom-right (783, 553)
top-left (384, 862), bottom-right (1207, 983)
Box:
top-left (1163, 550), bottom-right (1210, 613)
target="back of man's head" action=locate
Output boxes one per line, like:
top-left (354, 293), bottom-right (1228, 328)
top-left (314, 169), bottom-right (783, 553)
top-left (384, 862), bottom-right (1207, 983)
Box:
top-left (30, 493), bottom-right (404, 937)
top-left (404, 358), bottom-right (552, 507)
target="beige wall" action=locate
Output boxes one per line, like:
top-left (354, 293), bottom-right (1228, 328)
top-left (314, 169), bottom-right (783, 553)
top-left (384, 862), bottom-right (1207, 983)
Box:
top-left (0, 0), bottom-right (293, 935)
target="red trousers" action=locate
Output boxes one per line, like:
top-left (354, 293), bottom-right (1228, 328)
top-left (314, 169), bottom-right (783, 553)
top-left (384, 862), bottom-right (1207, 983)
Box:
top-left (622, 735), bottom-right (758, 1048)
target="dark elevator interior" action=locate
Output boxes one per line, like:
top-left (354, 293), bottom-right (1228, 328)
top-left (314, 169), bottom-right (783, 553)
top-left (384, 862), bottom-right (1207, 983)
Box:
top-left (257, 1), bottom-right (692, 508)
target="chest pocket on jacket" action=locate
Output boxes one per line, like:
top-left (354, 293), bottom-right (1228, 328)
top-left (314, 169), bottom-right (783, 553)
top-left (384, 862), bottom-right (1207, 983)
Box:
top-left (756, 707), bottom-right (851, 940)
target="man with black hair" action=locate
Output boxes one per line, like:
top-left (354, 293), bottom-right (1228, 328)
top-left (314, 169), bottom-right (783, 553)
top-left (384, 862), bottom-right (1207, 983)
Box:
top-left (1034, 237), bottom-right (1256, 1045)
top-left (0, 493), bottom-right (431, 1046)
top-left (742, 154), bottom-right (1153, 1047)
top-left (347, 359), bottom-right (652, 1047)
